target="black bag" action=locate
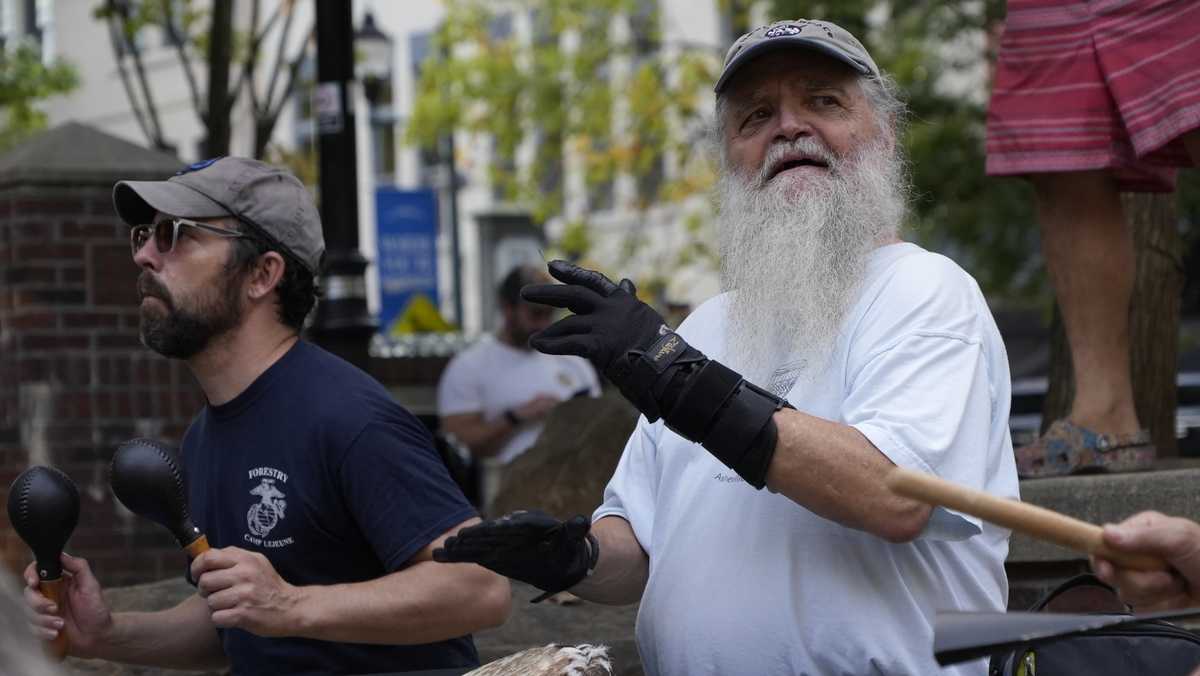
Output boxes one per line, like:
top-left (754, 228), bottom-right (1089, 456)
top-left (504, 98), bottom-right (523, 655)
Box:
top-left (990, 574), bottom-right (1200, 676)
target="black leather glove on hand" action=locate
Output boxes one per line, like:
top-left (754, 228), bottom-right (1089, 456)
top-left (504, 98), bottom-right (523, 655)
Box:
top-left (521, 260), bottom-right (792, 489)
top-left (432, 511), bottom-right (597, 603)
top-left (520, 260), bottom-right (680, 419)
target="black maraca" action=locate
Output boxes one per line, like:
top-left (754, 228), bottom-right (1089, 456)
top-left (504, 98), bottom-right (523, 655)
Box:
top-left (110, 438), bottom-right (210, 558)
top-left (7, 465), bottom-right (80, 661)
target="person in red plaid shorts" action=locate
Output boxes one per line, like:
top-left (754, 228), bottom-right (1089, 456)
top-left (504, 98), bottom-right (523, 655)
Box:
top-left (987, 0), bottom-right (1200, 478)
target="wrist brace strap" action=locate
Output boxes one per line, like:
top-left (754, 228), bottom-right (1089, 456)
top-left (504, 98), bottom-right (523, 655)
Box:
top-left (628, 333), bottom-right (793, 489)
top-left (666, 359), bottom-right (792, 488)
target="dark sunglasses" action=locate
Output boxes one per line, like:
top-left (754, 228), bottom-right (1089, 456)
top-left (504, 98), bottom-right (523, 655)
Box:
top-left (130, 217), bottom-right (248, 257)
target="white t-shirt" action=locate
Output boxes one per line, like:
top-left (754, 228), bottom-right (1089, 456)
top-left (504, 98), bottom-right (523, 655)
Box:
top-left (437, 336), bottom-right (601, 464)
top-left (595, 243), bottom-right (1019, 676)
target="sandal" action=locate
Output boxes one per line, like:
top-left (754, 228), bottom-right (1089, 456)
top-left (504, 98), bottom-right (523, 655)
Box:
top-left (1015, 419), bottom-right (1155, 479)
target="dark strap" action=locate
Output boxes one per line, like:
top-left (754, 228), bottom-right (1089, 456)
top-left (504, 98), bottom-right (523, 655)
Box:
top-left (1031, 573), bottom-right (1129, 613)
top-left (620, 332), bottom-right (705, 421)
top-left (702, 381), bottom-right (791, 488)
top-left (667, 359), bottom-right (743, 442)
top-left (663, 368), bottom-right (791, 488)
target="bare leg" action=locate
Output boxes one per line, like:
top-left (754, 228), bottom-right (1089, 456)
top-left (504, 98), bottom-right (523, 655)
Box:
top-left (1032, 170), bottom-right (1141, 436)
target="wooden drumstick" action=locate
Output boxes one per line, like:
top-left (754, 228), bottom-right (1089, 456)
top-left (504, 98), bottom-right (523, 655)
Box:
top-left (886, 467), bottom-right (1166, 572)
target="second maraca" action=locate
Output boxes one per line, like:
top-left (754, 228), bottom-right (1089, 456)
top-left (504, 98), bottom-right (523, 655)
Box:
top-left (7, 465), bottom-right (80, 661)
top-left (110, 438), bottom-right (209, 558)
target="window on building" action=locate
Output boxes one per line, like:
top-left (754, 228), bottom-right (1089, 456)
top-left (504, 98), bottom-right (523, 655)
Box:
top-left (294, 57), bottom-right (316, 119)
top-left (417, 145), bottom-right (440, 189)
top-left (534, 129), bottom-right (564, 214)
top-left (531, 7), bottom-right (555, 49)
top-left (292, 56), bottom-right (316, 152)
top-left (409, 30), bottom-right (431, 79)
top-left (0, 0), bottom-right (9, 52)
top-left (161, 0), bottom-right (185, 46)
top-left (491, 138), bottom-right (517, 202)
top-left (489, 12), bottom-right (512, 41)
top-left (628, 2), bottom-right (665, 207)
top-left (588, 135), bottom-right (615, 213)
top-left (372, 121), bottom-right (396, 184)
top-left (409, 30), bottom-right (442, 189)
top-left (23, 0), bottom-right (40, 44)
top-left (636, 150), bottom-right (666, 208)
top-left (17, 0), bottom-right (54, 62)
top-left (630, 0), bottom-right (660, 57)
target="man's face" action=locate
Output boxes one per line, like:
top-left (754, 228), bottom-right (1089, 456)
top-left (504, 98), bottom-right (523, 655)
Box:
top-left (132, 213), bottom-right (247, 359)
top-left (721, 50), bottom-right (883, 189)
top-left (714, 50), bottom-right (906, 392)
top-left (504, 301), bottom-right (556, 350)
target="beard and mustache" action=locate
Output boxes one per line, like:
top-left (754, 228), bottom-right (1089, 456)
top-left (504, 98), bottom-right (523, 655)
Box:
top-left (716, 133), bottom-right (909, 394)
top-left (138, 269), bottom-right (245, 359)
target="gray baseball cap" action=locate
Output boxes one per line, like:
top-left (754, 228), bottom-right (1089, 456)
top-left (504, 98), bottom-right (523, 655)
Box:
top-left (113, 156), bottom-right (324, 274)
top-left (714, 19), bottom-right (880, 94)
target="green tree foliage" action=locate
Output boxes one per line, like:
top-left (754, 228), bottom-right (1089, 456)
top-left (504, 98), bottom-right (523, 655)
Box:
top-left (407, 0), bottom-right (720, 288)
top-left (767, 0), bottom-right (1042, 301)
top-left (413, 0), bottom-right (1053, 302)
top-left (0, 45), bottom-right (78, 152)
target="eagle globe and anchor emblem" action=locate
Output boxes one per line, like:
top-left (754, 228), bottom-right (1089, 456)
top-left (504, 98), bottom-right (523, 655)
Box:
top-left (247, 478), bottom-right (288, 537)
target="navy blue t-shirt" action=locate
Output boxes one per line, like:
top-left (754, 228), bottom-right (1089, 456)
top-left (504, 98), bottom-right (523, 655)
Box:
top-left (181, 340), bottom-right (479, 675)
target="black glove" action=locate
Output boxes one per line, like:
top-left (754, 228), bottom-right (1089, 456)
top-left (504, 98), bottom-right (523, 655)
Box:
top-left (521, 260), bottom-right (692, 419)
top-left (521, 260), bottom-right (793, 489)
top-left (432, 510), bottom-right (597, 603)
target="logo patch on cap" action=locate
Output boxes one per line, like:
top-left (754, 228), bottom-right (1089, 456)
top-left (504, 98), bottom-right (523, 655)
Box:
top-left (765, 23), bottom-right (803, 38)
top-left (175, 157), bottom-right (222, 176)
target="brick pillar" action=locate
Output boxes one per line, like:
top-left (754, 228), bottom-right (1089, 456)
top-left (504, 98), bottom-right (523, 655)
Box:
top-left (0, 124), bottom-right (199, 586)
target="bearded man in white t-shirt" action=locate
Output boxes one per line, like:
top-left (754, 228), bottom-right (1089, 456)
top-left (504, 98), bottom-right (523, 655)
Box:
top-left (435, 19), bottom-right (1018, 676)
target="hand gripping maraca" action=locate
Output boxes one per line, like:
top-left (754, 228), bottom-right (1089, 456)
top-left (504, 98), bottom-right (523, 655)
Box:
top-left (7, 466), bottom-right (80, 661)
top-left (110, 438), bottom-right (209, 558)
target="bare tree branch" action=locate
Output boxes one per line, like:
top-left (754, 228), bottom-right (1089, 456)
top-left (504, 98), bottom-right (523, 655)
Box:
top-left (104, 12), bottom-right (157, 147)
top-left (160, 0), bottom-right (205, 123)
top-left (267, 23), bottom-right (312, 122)
top-left (235, 0), bottom-right (289, 116)
top-left (263, 0), bottom-right (298, 115)
top-left (242, 0), bottom-right (262, 114)
top-left (256, 23), bottom-right (312, 158)
top-left (107, 0), bottom-right (169, 150)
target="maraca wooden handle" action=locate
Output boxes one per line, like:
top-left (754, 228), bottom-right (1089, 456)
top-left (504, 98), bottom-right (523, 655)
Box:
top-left (886, 468), bottom-right (1166, 572)
top-left (185, 534), bottom-right (210, 558)
top-left (41, 577), bottom-right (68, 662)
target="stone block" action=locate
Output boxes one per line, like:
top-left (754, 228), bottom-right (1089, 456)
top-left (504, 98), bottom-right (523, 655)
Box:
top-left (1008, 469), bottom-right (1200, 563)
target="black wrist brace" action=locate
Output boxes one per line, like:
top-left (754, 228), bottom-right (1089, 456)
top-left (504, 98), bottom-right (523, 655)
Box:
top-left (624, 332), bottom-right (793, 489)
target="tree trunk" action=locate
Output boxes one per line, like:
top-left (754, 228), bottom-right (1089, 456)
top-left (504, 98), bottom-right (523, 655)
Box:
top-left (205, 0), bottom-right (234, 157)
top-left (1044, 192), bottom-right (1183, 456)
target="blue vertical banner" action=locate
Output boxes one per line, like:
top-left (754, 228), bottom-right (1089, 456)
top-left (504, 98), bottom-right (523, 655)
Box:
top-left (375, 188), bottom-right (446, 336)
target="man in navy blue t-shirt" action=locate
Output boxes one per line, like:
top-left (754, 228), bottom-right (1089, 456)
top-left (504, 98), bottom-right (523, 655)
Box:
top-left (21, 157), bottom-right (511, 675)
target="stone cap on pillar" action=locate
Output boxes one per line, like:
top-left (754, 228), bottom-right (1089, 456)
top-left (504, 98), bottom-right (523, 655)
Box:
top-left (0, 121), bottom-right (180, 189)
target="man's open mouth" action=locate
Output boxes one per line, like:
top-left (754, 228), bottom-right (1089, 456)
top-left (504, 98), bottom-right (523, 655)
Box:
top-left (767, 155), bottom-right (830, 181)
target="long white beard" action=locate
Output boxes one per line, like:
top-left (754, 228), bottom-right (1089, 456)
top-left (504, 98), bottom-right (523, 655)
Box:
top-left (716, 135), bottom-right (907, 393)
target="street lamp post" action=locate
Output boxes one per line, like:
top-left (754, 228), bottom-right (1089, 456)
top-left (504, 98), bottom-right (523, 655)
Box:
top-left (355, 12), bottom-right (392, 102)
top-left (311, 0), bottom-right (377, 369)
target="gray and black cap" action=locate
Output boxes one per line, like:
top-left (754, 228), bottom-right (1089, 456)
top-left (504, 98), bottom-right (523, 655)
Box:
top-left (113, 156), bottom-right (324, 275)
top-left (714, 19), bottom-right (881, 94)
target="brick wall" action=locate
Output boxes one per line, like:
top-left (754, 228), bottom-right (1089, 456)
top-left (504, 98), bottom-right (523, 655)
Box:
top-left (0, 185), bottom-right (205, 587)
